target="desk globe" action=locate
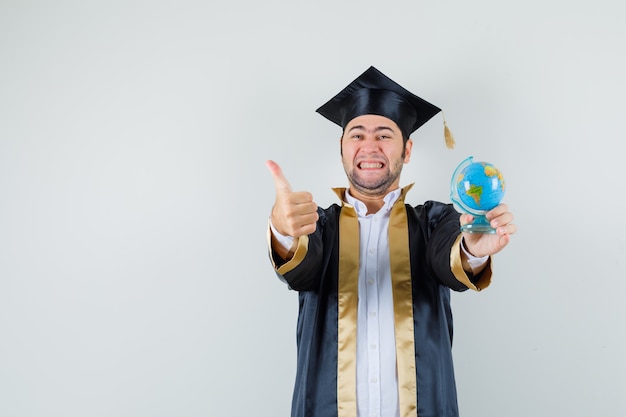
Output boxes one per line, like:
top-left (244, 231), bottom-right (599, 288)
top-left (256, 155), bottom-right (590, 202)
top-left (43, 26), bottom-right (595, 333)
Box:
top-left (450, 156), bottom-right (505, 234)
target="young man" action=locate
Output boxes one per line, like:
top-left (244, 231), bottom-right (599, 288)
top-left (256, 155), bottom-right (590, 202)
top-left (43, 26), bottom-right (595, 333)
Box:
top-left (266, 66), bottom-right (516, 417)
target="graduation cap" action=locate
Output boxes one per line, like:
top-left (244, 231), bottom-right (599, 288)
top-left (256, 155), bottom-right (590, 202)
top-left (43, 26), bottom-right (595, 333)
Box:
top-left (316, 66), bottom-right (455, 149)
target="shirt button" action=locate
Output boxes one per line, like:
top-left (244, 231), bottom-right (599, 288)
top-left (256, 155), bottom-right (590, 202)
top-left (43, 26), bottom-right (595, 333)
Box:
top-left (370, 344), bottom-right (377, 349)
top-left (367, 279), bottom-right (374, 286)
top-left (369, 311), bottom-right (376, 317)
top-left (370, 377), bottom-right (378, 383)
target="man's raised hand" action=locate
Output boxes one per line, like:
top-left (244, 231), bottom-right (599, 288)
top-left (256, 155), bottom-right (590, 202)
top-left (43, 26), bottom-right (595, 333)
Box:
top-left (266, 160), bottom-right (319, 238)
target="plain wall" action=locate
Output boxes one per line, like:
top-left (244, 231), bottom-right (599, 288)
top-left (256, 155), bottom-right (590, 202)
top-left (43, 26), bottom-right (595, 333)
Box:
top-left (1, 1), bottom-right (624, 416)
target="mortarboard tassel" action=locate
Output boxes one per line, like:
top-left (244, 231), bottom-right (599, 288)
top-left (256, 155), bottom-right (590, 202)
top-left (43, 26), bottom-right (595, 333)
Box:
top-left (444, 120), bottom-right (455, 149)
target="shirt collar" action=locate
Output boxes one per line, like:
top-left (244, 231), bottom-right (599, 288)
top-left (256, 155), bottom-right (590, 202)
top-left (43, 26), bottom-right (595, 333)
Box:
top-left (344, 188), bottom-right (402, 217)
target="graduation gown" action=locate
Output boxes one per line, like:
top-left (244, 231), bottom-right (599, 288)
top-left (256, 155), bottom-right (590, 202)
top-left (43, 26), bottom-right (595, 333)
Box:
top-left (269, 186), bottom-right (492, 417)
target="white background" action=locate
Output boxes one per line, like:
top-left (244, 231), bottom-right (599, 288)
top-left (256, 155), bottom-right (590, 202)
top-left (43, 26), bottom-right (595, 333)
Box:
top-left (1, 1), bottom-right (624, 416)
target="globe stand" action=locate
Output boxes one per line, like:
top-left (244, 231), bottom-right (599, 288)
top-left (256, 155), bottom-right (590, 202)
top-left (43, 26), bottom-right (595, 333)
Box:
top-left (461, 215), bottom-right (496, 234)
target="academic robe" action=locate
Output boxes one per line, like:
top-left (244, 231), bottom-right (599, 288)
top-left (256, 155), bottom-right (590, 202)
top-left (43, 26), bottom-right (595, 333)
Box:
top-left (269, 186), bottom-right (492, 417)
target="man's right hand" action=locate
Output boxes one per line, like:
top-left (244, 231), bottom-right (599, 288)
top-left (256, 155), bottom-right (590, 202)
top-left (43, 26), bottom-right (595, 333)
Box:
top-left (266, 160), bottom-right (319, 238)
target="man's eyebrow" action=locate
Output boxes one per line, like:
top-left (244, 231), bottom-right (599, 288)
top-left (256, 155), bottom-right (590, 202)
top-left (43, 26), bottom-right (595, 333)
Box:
top-left (347, 125), bottom-right (395, 133)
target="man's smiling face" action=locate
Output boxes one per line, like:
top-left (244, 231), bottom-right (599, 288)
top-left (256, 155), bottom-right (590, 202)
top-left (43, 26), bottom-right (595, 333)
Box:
top-left (341, 114), bottom-right (412, 199)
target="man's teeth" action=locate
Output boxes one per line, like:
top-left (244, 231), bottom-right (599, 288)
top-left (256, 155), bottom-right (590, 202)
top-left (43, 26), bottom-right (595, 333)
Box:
top-left (359, 162), bottom-right (383, 169)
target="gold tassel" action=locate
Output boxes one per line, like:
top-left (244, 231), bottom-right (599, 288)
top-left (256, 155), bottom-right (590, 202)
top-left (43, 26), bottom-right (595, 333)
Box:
top-left (444, 121), bottom-right (455, 149)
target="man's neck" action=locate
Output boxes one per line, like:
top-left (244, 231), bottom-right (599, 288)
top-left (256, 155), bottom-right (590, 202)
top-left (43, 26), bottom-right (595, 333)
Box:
top-left (347, 187), bottom-right (399, 215)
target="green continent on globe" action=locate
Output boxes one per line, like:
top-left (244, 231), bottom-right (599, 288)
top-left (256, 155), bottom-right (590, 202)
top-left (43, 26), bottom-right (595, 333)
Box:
top-left (465, 184), bottom-right (483, 205)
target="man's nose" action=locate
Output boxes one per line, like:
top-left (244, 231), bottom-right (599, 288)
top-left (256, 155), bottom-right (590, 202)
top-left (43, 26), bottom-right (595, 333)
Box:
top-left (361, 136), bottom-right (380, 151)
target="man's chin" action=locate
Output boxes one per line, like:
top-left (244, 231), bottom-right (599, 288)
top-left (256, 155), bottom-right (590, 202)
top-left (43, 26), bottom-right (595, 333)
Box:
top-left (350, 179), bottom-right (393, 196)
top-left (346, 168), bottom-right (401, 195)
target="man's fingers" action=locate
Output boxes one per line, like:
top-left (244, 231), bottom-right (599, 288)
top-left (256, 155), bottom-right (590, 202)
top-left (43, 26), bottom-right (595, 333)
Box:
top-left (284, 210), bottom-right (319, 237)
top-left (486, 203), bottom-right (509, 219)
top-left (267, 159), bottom-right (319, 238)
top-left (284, 191), bottom-right (315, 205)
top-left (459, 213), bottom-right (474, 226)
top-left (283, 200), bottom-right (318, 218)
top-left (266, 160), bottom-right (293, 194)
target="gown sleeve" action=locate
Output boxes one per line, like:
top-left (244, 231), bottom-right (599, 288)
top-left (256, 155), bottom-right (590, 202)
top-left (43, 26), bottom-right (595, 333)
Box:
top-left (423, 201), bottom-right (493, 292)
top-left (267, 207), bottom-right (328, 291)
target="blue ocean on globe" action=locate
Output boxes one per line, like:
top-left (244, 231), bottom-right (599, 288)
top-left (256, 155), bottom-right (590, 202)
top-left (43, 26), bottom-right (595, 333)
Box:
top-left (456, 161), bottom-right (505, 212)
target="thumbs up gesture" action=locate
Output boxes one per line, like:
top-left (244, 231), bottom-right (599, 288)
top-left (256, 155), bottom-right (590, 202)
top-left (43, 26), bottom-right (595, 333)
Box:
top-left (266, 160), bottom-right (319, 238)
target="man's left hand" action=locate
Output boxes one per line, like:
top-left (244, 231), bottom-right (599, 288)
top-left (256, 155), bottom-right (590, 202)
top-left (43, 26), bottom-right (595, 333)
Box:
top-left (461, 204), bottom-right (516, 258)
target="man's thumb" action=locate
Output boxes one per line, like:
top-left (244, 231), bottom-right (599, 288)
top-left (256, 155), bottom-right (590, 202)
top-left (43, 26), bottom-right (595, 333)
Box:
top-left (266, 160), bottom-right (293, 193)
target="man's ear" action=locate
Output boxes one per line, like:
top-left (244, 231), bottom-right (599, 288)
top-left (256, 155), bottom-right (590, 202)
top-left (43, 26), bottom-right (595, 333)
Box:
top-left (403, 138), bottom-right (413, 163)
